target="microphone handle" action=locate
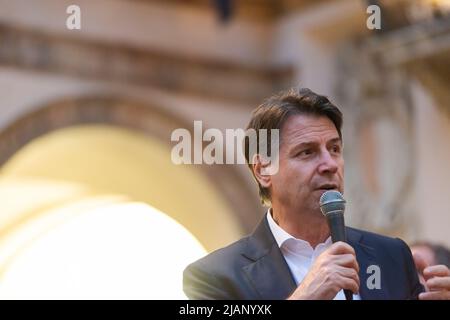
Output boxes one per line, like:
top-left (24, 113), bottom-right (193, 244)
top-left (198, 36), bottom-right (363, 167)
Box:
top-left (326, 211), bottom-right (353, 301)
top-left (326, 211), bottom-right (346, 243)
top-left (344, 289), bottom-right (353, 301)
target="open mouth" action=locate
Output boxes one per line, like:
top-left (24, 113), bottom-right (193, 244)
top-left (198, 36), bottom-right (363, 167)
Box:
top-left (317, 184), bottom-right (338, 191)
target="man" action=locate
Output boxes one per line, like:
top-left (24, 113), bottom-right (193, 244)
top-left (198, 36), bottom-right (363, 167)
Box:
top-left (183, 88), bottom-right (450, 300)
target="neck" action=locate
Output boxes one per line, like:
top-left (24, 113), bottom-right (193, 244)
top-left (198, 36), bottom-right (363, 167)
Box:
top-left (270, 205), bottom-right (330, 249)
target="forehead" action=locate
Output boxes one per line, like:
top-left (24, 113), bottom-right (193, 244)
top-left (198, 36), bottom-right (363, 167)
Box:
top-left (280, 114), bottom-right (339, 144)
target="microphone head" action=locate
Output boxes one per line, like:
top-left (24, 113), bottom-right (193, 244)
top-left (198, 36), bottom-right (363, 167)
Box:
top-left (319, 190), bottom-right (346, 216)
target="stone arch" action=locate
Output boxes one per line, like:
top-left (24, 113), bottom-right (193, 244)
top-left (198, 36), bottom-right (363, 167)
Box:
top-left (0, 96), bottom-right (263, 246)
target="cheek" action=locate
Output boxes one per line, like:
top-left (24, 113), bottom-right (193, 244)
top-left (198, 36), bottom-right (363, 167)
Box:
top-left (271, 161), bottom-right (297, 187)
top-left (339, 159), bottom-right (345, 176)
top-left (286, 162), bottom-right (315, 187)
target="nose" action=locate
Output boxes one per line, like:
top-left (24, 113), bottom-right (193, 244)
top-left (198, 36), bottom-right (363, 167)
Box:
top-left (317, 150), bottom-right (339, 175)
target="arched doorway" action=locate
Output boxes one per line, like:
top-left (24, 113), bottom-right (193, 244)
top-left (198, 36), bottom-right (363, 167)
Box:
top-left (0, 97), bottom-right (262, 298)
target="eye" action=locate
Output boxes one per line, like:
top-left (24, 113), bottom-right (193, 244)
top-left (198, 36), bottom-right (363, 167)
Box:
top-left (298, 149), bottom-right (313, 157)
top-left (331, 144), bottom-right (341, 154)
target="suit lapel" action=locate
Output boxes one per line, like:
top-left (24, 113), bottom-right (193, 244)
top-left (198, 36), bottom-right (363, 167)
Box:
top-left (241, 217), bottom-right (297, 299)
top-left (347, 228), bottom-right (388, 300)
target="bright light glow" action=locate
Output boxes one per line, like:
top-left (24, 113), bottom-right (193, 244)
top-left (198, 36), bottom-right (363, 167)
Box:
top-left (431, 0), bottom-right (450, 8)
top-left (0, 201), bottom-right (206, 299)
top-left (422, 0), bottom-right (450, 10)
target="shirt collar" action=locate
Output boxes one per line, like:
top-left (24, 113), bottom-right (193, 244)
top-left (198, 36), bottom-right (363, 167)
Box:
top-left (266, 208), bottom-right (332, 250)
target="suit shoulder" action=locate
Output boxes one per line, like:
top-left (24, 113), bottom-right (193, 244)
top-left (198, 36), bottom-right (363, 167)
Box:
top-left (348, 227), bottom-right (397, 242)
top-left (347, 227), bottom-right (410, 253)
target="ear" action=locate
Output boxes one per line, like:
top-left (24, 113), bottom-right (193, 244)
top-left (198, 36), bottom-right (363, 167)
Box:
top-left (251, 154), bottom-right (272, 189)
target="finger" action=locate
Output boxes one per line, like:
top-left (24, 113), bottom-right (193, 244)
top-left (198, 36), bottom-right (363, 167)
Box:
top-left (418, 274), bottom-right (428, 291)
top-left (426, 276), bottom-right (450, 291)
top-left (419, 291), bottom-right (450, 300)
top-left (333, 254), bottom-right (360, 273)
top-left (424, 265), bottom-right (450, 280)
top-left (329, 242), bottom-right (356, 256)
top-left (336, 266), bottom-right (360, 288)
top-left (412, 253), bottom-right (428, 275)
top-left (339, 277), bottom-right (360, 294)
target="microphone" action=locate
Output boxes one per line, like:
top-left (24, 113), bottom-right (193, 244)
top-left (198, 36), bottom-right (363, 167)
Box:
top-left (319, 190), bottom-right (353, 301)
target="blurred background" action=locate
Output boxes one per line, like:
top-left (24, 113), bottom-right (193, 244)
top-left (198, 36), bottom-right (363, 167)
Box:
top-left (0, 0), bottom-right (449, 299)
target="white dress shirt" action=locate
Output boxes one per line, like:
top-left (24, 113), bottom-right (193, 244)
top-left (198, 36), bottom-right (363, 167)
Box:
top-left (266, 210), bottom-right (361, 300)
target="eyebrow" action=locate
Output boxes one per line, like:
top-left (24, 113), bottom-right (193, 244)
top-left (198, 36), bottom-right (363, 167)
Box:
top-left (288, 137), bottom-right (342, 155)
top-left (328, 137), bottom-right (342, 145)
top-left (292, 137), bottom-right (342, 148)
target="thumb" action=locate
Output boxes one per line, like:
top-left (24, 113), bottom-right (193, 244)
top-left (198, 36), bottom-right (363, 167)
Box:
top-left (413, 252), bottom-right (429, 290)
top-left (413, 252), bottom-right (428, 275)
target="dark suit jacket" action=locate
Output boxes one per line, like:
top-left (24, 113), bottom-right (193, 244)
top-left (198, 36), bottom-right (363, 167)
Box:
top-left (183, 217), bottom-right (424, 300)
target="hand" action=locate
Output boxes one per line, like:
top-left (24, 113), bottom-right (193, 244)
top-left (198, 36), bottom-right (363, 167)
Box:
top-left (413, 253), bottom-right (450, 300)
top-left (418, 265), bottom-right (450, 300)
top-left (288, 241), bottom-right (359, 300)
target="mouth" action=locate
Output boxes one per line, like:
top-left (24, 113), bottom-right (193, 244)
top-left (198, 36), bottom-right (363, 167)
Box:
top-left (316, 184), bottom-right (338, 192)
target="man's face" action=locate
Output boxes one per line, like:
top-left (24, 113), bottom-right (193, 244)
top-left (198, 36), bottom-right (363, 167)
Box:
top-left (268, 114), bottom-right (344, 214)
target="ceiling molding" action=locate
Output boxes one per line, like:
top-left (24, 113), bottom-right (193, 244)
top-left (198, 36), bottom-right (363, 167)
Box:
top-left (0, 23), bottom-right (293, 105)
top-left (131, 0), bottom-right (328, 21)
